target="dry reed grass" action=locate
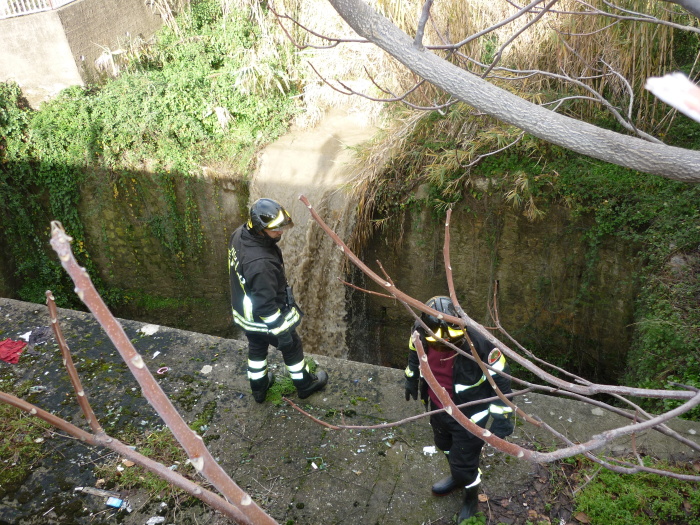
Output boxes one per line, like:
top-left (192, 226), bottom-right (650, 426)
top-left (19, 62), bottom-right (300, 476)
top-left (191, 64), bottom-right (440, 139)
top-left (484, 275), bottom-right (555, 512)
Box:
top-left (225, 0), bottom-right (697, 246)
top-left (227, 0), bottom-right (693, 127)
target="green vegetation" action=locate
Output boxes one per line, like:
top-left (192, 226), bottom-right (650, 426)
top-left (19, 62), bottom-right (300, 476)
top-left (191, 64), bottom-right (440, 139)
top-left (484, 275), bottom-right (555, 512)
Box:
top-left (0, 402), bottom-right (51, 498)
top-left (265, 358), bottom-right (320, 405)
top-left (94, 426), bottom-right (195, 500)
top-left (458, 515), bottom-right (486, 525)
top-left (572, 458), bottom-right (700, 525)
top-left (0, 0), bottom-right (296, 309)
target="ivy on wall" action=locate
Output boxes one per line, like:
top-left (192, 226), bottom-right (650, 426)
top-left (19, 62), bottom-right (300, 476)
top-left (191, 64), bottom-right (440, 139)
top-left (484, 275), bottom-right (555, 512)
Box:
top-left (0, 1), bottom-right (296, 309)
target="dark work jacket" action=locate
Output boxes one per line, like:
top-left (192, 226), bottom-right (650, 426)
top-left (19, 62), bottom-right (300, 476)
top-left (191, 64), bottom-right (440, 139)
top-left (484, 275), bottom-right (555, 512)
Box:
top-left (228, 225), bottom-right (300, 335)
top-left (407, 324), bottom-right (513, 418)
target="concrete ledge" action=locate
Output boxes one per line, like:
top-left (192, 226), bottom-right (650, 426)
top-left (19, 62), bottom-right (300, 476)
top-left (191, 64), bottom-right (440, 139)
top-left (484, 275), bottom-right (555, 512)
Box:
top-left (0, 298), bottom-right (697, 524)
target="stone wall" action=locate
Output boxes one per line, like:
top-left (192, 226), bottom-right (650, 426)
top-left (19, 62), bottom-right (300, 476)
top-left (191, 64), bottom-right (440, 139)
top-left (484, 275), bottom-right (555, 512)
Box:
top-left (0, 0), bottom-right (163, 107)
top-left (57, 0), bottom-right (164, 84)
top-left (347, 191), bottom-right (641, 382)
top-left (78, 171), bottom-right (247, 337)
top-left (0, 10), bottom-right (82, 107)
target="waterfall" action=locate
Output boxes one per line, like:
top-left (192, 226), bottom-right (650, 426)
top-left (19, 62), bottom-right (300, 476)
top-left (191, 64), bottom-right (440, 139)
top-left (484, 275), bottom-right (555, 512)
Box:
top-left (249, 108), bottom-right (377, 358)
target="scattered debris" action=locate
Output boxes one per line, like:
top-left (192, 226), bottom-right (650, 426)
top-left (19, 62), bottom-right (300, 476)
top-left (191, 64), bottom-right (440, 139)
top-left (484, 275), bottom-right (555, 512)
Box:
top-left (146, 517), bottom-right (166, 525)
top-left (0, 338), bottom-right (27, 364)
top-left (74, 486), bottom-right (133, 512)
top-left (200, 365), bottom-right (213, 375)
top-left (74, 486), bottom-right (121, 499)
top-left (28, 385), bottom-right (46, 394)
top-left (157, 367), bottom-right (169, 374)
top-left (106, 496), bottom-right (123, 508)
top-left (139, 324), bottom-right (160, 336)
top-left (28, 326), bottom-right (53, 346)
top-left (423, 446), bottom-right (437, 456)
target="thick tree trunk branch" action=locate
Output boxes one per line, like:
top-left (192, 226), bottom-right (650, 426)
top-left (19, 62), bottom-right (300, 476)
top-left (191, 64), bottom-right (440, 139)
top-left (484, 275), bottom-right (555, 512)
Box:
top-left (659, 0), bottom-right (700, 18)
top-left (325, 0), bottom-right (700, 181)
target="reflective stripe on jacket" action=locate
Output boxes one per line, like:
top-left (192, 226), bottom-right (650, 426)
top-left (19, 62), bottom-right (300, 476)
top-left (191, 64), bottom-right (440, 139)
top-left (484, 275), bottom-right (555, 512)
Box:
top-left (228, 225), bottom-right (301, 335)
top-left (406, 325), bottom-right (513, 415)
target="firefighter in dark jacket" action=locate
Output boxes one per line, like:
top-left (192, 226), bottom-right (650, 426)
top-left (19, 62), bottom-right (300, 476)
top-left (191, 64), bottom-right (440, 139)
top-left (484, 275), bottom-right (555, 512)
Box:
top-left (404, 296), bottom-right (514, 522)
top-left (229, 198), bottom-right (328, 403)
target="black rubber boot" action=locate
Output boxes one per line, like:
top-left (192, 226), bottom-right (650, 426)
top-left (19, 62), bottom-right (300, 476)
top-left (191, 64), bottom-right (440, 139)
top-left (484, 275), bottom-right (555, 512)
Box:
top-left (296, 369), bottom-right (328, 399)
top-left (251, 372), bottom-right (275, 403)
top-left (457, 484), bottom-right (480, 523)
top-left (432, 475), bottom-right (460, 496)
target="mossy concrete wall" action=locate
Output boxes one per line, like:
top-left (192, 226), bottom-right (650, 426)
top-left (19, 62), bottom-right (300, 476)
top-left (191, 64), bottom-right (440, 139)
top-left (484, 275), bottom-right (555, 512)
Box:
top-left (78, 171), bottom-right (247, 337)
top-left (349, 189), bottom-right (640, 383)
top-left (0, 170), bottom-right (640, 380)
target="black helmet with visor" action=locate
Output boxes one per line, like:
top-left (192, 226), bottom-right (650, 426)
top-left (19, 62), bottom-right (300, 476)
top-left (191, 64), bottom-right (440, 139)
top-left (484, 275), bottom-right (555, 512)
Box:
top-left (421, 295), bottom-right (465, 345)
top-left (248, 198), bottom-right (293, 234)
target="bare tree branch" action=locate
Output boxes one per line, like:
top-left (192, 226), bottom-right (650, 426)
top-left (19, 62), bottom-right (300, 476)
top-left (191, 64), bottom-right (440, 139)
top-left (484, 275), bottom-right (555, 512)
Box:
top-left (323, 0), bottom-right (700, 180)
top-left (46, 290), bottom-right (103, 435)
top-left (414, 0), bottom-right (434, 49)
top-left (284, 390), bottom-right (533, 430)
top-left (481, 0), bottom-right (560, 77)
top-left (47, 221), bottom-right (277, 525)
top-left (300, 195), bottom-right (696, 401)
top-left (0, 391), bottom-right (259, 522)
top-left (269, 0), bottom-right (367, 49)
top-left (298, 194), bottom-right (700, 479)
top-left (659, 0), bottom-right (700, 18)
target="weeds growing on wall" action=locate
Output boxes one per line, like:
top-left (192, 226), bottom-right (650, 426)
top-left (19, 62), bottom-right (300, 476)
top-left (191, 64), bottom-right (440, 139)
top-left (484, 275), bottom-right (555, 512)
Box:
top-left (0, 0), bottom-right (296, 309)
top-left (350, 100), bottom-right (700, 417)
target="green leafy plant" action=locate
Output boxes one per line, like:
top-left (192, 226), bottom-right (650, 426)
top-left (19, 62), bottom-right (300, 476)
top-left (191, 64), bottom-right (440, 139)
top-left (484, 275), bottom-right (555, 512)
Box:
top-left (573, 458), bottom-right (700, 525)
top-left (0, 1), bottom-right (297, 310)
top-left (0, 403), bottom-right (51, 498)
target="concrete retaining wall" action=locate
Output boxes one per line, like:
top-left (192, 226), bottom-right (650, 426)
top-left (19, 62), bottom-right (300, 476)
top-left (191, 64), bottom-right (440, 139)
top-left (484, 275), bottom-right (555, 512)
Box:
top-left (0, 0), bottom-right (163, 107)
top-left (0, 10), bottom-right (81, 107)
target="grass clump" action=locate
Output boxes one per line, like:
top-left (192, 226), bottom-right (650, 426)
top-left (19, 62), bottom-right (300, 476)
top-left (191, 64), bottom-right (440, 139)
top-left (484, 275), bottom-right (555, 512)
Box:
top-left (0, 404), bottom-right (51, 498)
top-left (265, 358), bottom-right (320, 405)
top-left (573, 458), bottom-right (700, 525)
top-left (94, 426), bottom-right (195, 501)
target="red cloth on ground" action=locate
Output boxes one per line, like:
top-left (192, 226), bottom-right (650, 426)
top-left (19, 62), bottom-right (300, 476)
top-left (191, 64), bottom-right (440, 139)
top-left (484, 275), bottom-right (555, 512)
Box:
top-left (0, 338), bottom-right (27, 364)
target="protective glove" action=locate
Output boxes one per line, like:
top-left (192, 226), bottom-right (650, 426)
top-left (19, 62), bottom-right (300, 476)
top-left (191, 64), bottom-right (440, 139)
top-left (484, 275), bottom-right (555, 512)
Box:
top-left (405, 375), bottom-right (419, 401)
top-left (489, 404), bottom-right (514, 438)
